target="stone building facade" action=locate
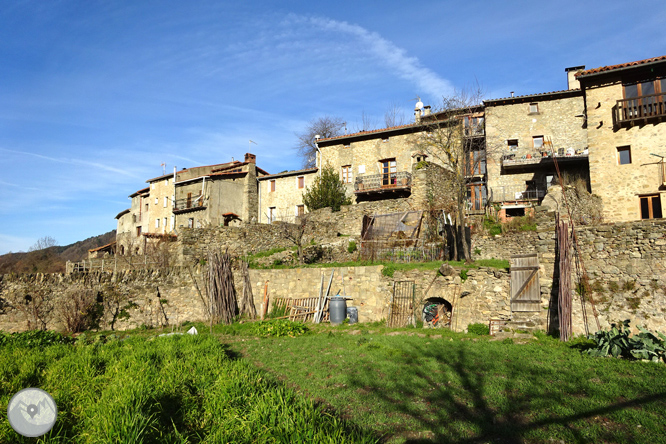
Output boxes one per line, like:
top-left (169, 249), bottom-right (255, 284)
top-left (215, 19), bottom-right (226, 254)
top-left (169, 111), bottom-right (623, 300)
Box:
top-left (577, 56), bottom-right (666, 223)
top-left (257, 168), bottom-right (318, 223)
top-left (484, 88), bottom-right (588, 219)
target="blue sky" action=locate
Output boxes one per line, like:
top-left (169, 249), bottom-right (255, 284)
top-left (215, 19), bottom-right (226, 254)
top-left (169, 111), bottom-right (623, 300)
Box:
top-left (2, 0), bottom-right (665, 254)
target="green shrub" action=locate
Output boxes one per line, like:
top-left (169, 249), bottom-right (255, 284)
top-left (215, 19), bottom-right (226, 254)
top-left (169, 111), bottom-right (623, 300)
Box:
top-left (347, 241), bottom-right (357, 254)
top-left (587, 320), bottom-right (666, 362)
top-left (460, 269), bottom-right (468, 282)
top-left (382, 264), bottom-right (396, 278)
top-left (253, 320), bottom-right (309, 338)
top-left (608, 281), bottom-right (619, 292)
top-left (467, 323), bottom-right (490, 335)
top-left (0, 330), bottom-right (73, 348)
top-left (622, 280), bottom-right (636, 291)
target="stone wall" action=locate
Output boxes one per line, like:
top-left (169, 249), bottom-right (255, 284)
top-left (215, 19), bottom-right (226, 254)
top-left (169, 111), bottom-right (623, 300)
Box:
top-left (306, 198), bottom-right (412, 236)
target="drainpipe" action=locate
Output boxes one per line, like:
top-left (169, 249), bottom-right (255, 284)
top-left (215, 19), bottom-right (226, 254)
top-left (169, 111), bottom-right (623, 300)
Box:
top-left (257, 177), bottom-right (262, 224)
top-left (314, 135), bottom-right (322, 176)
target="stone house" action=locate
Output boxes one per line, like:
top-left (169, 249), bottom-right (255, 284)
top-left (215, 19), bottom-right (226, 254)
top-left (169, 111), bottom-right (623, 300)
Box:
top-left (116, 153), bottom-right (268, 255)
top-left (577, 55), bottom-right (666, 222)
top-left (484, 78), bottom-right (588, 220)
top-left (257, 167), bottom-right (318, 223)
top-left (315, 106), bottom-right (485, 211)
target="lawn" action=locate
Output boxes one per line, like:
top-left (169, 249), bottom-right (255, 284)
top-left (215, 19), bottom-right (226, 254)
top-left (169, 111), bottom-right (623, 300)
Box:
top-left (0, 331), bottom-right (374, 443)
top-left (2, 324), bottom-right (666, 443)
top-left (225, 323), bottom-right (666, 444)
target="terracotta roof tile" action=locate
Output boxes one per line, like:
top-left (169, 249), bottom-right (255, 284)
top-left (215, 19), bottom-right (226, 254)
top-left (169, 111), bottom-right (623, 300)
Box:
top-left (577, 55), bottom-right (666, 77)
top-left (318, 123), bottom-right (421, 143)
top-left (485, 88), bottom-right (581, 104)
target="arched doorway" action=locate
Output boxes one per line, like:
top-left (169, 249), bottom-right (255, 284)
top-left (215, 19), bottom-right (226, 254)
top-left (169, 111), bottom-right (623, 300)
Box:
top-left (422, 297), bottom-right (453, 328)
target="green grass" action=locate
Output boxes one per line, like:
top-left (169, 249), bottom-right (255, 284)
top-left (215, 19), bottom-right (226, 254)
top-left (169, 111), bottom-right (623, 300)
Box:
top-left (0, 331), bottom-right (375, 443)
top-left (228, 326), bottom-right (666, 444)
top-left (250, 259), bottom-right (510, 275)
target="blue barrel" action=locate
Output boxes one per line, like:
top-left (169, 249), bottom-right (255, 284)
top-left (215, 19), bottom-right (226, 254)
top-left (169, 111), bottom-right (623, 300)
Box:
top-left (347, 306), bottom-right (358, 324)
top-left (329, 297), bottom-right (347, 325)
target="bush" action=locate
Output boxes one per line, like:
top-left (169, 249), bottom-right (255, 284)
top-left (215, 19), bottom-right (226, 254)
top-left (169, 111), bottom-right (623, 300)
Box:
top-left (302, 164), bottom-right (351, 212)
top-left (253, 320), bottom-right (309, 338)
top-left (347, 241), bottom-right (357, 254)
top-left (587, 320), bottom-right (666, 362)
top-left (0, 330), bottom-right (73, 348)
top-left (467, 323), bottom-right (490, 335)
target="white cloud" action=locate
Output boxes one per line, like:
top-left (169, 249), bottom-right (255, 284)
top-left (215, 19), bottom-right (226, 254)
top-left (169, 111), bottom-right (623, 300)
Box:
top-left (285, 15), bottom-right (454, 100)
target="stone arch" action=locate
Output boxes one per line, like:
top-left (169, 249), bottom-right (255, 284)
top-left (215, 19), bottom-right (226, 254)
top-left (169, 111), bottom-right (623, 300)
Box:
top-left (422, 297), bottom-right (453, 328)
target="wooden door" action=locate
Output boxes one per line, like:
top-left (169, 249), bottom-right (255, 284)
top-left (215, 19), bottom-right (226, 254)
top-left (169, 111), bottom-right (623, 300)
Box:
top-left (510, 254), bottom-right (540, 312)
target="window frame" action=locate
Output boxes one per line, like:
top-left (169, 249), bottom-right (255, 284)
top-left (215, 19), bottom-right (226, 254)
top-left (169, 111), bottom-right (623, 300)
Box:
top-left (532, 135), bottom-right (544, 149)
top-left (270, 180), bottom-right (276, 192)
top-left (640, 194), bottom-right (663, 219)
top-left (617, 146), bottom-right (632, 165)
top-left (529, 103), bottom-right (539, 114)
top-left (297, 176), bottom-right (304, 189)
top-left (341, 165), bottom-right (352, 184)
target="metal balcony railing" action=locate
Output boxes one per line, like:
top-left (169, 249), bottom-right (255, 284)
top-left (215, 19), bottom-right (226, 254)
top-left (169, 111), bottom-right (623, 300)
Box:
top-left (614, 92), bottom-right (666, 126)
top-left (490, 185), bottom-right (546, 202)
top-left (501, 151), bottom-right (588, 168)
top-left (354, 171), bottom-right (412, 192)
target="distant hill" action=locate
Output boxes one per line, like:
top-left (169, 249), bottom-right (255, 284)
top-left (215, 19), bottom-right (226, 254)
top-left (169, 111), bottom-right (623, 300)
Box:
top-left (0, 231), bottom-right (116, 274)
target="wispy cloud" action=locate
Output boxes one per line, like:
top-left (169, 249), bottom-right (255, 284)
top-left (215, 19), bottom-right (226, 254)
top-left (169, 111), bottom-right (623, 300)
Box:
top-left (285, 15), bottom-right (453, 99)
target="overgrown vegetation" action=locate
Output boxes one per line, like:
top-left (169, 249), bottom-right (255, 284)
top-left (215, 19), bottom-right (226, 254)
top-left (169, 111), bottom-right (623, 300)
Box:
top-left (467, 323), bottom-right (490, 335)
top-left (0, 333), bottom-right (375, 443)
top-left (587, 319), bottom-right (666, 363)
top-left (483, 214), bottom-right (537, 235)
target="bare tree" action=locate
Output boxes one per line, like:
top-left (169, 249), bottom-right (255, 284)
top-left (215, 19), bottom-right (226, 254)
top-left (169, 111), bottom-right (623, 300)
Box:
top-left (28, 236), bottom-right (57, 252)
top-left (416, 86), bottom-right (486, 262)
top-left (276, 214), bottom-right (311, 264)
top-left (353, 110), bottom-right (378, 133)
top-left (384, 101), bottom-right (407, 128)
top-left (295, 116), bottom-right (346, 168)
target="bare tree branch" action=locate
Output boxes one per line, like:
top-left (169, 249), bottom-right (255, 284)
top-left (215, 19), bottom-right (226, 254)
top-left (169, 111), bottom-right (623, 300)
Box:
top-left (294, 116), bottom-right (345, 168)
top-left (384, 101), bottom-right (407, 128)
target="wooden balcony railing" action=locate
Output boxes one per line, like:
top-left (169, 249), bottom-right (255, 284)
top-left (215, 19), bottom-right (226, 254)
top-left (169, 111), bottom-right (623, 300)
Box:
top-left (614, 92), bottom-right (666, 126)
top-left (173, 197), bottom-right (205, 212)
top-left (354, 172), bottom-right (412, 193)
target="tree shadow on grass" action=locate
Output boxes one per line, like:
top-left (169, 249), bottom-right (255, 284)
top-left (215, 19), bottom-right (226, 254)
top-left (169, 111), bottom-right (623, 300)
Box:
top-left (345, 340), bottom-right (666, 443)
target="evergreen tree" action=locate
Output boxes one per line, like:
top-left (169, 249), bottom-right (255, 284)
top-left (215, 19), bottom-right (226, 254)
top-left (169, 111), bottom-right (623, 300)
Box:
top-left (302, 164), bottom-right (351, 212)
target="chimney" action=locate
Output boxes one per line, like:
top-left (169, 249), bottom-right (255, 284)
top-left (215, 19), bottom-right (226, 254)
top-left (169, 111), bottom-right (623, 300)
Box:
top-left (565, 65), bottom-right (585, 90)
top-left (244, 153), bottom-right (256, 163)
top-left (423, 105), bottom-right (431, 116)
top-left (414, 107), bottom-right (422, 123)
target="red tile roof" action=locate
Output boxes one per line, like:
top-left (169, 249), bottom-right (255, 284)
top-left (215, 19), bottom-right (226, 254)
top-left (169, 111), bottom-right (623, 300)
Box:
top-left (484, 88), bottom-right (581, 104)
top-left (577, 55), bottom-right (666, 77)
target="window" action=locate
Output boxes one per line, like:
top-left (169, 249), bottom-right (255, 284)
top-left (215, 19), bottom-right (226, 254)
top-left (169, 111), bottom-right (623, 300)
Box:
top-left (155, 218), bottom-right (160, 228)
top-left (506, 207), bottom-right (526, 217)
top-left (640, 195), bottom-right (663, 219)
top-left (163, 217), bottom-right (167, 232)
top-left (380, 159), bottom-right (397, 186)
top-left (344, 143), bottom-right (350, 148)
top-left (529, 103), bottom-right (539, 114)
top-left (164, 196), bottom-right (168, 207)
top-left (268, 207), bottom-right (276, 223)
top-left (165, 179), bottom-right (169, 185)
top-left (617, 146), bottom-right (632, 165)
top-left (136, 226), bottom-right (142, 236)
top-left (145, 203), bottom-right (149, 212)
top-left (298, 176), bottom-right (304, 189)
top-left (382, 137), bottom-right (389, 143)
top-left (623, 80), bottom-right (665, 119)
top-left (188, 218), bottom-right (194, 228)
top-left (341, 165), bottom-right (352, 184)
top-left (187, 192), bottom-right (192, 208)
top-left (151, 183), bottom-right (155, 190)
top-left (507, 139), bottom-right (518, 151)
top-left (170, 215), bottom-right (174, 230)
top-left (358, 165), bottom-right (366, 174)
top-left (155, 197), bottom-right (158, 205)
top-left (270, 180), bottom-right (276, 192)
top-left (533, 136), bottom-right (544, 149)
top-left (297, 205), bottom-right (304, 217)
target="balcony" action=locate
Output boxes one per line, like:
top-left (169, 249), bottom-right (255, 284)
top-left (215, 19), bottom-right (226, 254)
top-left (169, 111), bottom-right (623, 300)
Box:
top-left (490, 185), bottom-right (546, 203)
top-left (173, 197), bottom-right (205, 214)
top-left (501, 151), bottom-right (588, 173)
top-left (354, 172), bottom-right (412, 196)
top-left (614, 93), bottom-right (666, 127)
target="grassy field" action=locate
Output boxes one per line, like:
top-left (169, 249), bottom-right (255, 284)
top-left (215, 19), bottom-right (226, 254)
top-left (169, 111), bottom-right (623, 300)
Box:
top-left (2, 323), bottom-right (666, 443)
top-left (224, 323), bottom-right (666, 444)
top-left (0, 331), bottom-right (375, 443)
